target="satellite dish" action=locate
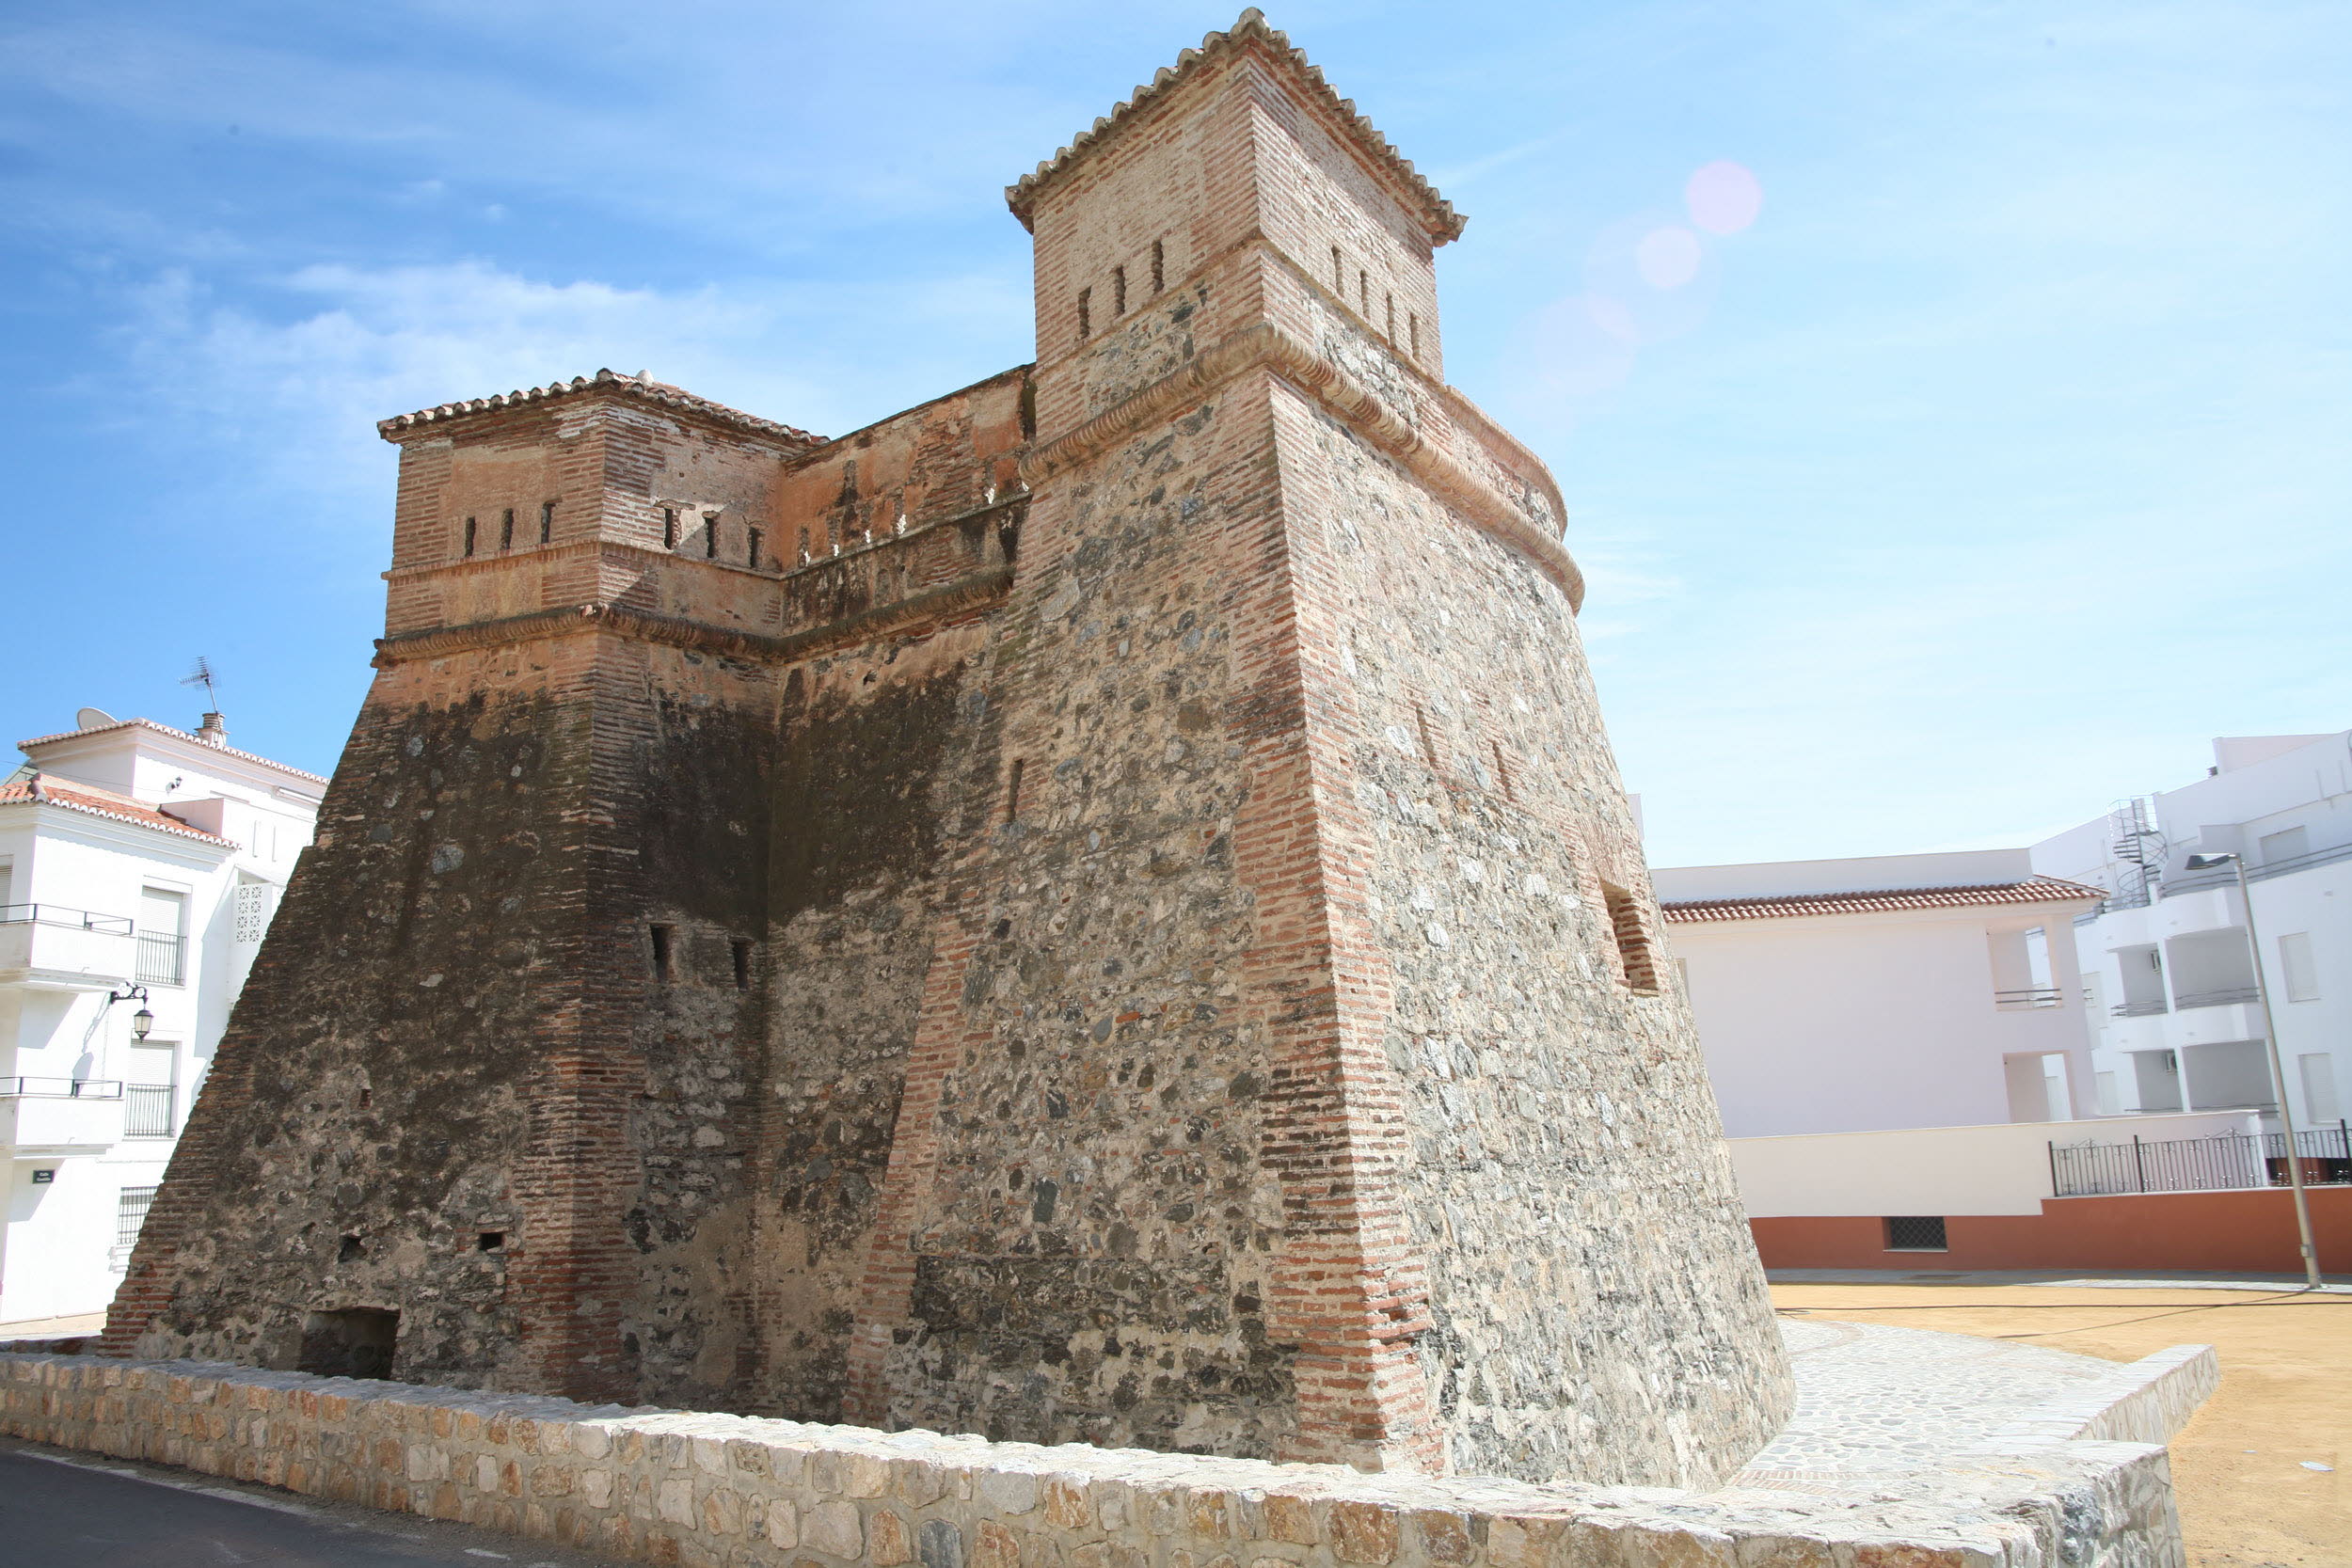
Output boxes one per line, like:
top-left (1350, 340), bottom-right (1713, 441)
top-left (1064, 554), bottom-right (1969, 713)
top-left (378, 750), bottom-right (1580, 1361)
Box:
top-left (75, 707), bottom-right (118, 731)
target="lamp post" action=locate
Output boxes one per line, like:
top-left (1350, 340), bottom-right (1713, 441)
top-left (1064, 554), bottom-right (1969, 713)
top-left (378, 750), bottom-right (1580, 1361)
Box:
top-left (2185, 851), bottom-right (2322, 1287)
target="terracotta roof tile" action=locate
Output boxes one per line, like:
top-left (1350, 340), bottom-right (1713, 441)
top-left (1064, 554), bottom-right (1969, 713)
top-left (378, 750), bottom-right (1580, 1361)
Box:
top-left (1006, 9), bottom-right (1465, 245)
top-left (377, 368), bottom-right (823, 447)
top-left (1660, 878), bottom-right (2103, 924)
top-left (0, 774), bottom-right (236, 847)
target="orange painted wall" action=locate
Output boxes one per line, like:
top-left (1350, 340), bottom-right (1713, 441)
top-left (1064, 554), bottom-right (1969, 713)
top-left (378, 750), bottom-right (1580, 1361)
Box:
top-left (1751, 1185), bottom-right (2352, 1274)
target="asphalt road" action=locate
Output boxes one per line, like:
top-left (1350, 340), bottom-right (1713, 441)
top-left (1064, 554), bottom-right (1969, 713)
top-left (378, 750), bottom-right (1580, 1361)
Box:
top-left (0, 1438), bottom-right (620, 1567)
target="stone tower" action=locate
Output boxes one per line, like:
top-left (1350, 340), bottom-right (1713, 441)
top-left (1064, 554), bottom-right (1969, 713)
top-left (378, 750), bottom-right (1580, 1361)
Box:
top-left (105, 12), bottom-right (1793, 1487)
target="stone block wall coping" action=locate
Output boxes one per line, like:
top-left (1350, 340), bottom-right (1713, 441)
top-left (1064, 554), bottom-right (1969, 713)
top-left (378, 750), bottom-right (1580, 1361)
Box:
top-left (3, 1354), bottom-right (2183, 1567)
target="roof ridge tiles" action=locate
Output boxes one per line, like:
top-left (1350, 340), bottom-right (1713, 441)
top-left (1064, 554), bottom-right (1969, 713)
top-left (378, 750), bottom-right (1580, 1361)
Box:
top-left (16, 718), bottom-right (329, 785)
top-left (1005, 8), bottom-right (1465, 244)
top-left (0, 773), bottom-right (238, 847)
top-left (376, 368), bottom-right (824, 447)
top-left (1660, 877), bottom-right (2104, 924)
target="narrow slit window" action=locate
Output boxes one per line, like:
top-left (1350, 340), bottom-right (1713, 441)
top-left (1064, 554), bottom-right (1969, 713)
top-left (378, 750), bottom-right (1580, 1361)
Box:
top-left (662, 508), bottom-right (678, 549)
top-left (500, 507), bottom-right (515, 550)
top-left (462, 516), bottom-right (477, 557)
top-left (1331, 245), bottom-right (1343, 290)
top-left (1600, 880), bottom-right (1661, 995)
top-left (649, 924), bottom-right (675, 983)
top-left (732, 939), bottom-right (754, 991)
top-left (1408, 313), bottom-right (1421, 357)
top-left (1359, 269), bottom-right (1370, 313)
top-left (1151, 239), bottom-right (1165, 293)
top-left (704, 516), bottom-right (718, 559)
top-left (746, 526), bottom-right (764, 570)
top-left (539, 500), bottom-right (554, 543)
top-left (1113, 265), bottom-right (1127, 317)
top-left (1385, 293), bottom-right (1396, 341)
top-left (1005, 759), bottom-right (1025, 823)
top-left (1076, 287), bottom-right (1092, 340)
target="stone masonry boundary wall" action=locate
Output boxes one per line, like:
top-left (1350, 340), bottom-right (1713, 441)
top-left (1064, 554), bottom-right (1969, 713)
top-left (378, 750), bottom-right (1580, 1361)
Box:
top-left (1984, 1346), bottom-right (2219, 1449)
top-left (1, 1354), bottom-right (2182, 1567)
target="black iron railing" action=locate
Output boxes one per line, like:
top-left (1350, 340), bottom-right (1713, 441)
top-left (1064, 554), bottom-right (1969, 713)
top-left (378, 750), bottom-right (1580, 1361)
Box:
top-left (135, 931), bottom-right (185, 986)
top-left (0, 1076), bottom-right (123, 1099)
top-left (123, 1085), bottom-right (175, 1137)
top-left (1994, 987), bottom-right (2064, 1009)
top-left (2110, 999), bottom-right (2169, 1018)
top-left (2052, 1125), bottom-right (2352, 1196)
top-left (0, 903), bottom-right (134, 935)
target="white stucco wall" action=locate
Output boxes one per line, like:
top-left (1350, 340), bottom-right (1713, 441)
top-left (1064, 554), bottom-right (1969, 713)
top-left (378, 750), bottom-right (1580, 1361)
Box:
top-left (1729, 1111), bottom-right (2260, 1217)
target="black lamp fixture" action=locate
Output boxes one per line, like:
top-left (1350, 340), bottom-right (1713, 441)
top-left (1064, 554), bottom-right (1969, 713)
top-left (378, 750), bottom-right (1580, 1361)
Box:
top-left (105, 984), bottom-right (154, 1040)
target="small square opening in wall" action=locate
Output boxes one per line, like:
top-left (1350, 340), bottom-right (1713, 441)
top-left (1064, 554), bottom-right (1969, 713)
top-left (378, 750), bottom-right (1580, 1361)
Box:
top-left (295, 1307), bottom-right (400, 1380)
top-left (1884, 1215), bottom-right (1948, 1252)
top-left (477, 1230), bottom-right (505, 1253)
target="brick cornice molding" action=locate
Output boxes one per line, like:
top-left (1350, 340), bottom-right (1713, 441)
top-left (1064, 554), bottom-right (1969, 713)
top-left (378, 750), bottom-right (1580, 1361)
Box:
top-left (1007, 10), bottom-right (1463, 246)
top-left (1024, 320), bottom-right (1585, 609)
top-left (371, 567), bottom-right (1016, 669)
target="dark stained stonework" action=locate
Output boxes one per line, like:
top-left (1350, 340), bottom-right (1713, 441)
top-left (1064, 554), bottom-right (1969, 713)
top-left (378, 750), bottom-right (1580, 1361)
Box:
top-left (105, 13), bottom-right (1793, 1488)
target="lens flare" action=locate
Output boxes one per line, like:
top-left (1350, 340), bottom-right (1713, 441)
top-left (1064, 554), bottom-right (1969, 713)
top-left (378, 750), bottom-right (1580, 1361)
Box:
top-left (1685, 160), bottom-right (1762, 235)
top-left (1635, 226), bottom-right (1703, 290)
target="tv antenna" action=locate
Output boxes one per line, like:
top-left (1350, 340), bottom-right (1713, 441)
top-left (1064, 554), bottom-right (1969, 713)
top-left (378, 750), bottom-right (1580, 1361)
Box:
top-left (182, 657), bottom-right (221, 710)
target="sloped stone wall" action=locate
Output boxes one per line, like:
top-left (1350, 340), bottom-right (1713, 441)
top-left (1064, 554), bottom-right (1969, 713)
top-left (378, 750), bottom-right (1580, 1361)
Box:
top-left (0, 1354), bottom-right (2182, 1568)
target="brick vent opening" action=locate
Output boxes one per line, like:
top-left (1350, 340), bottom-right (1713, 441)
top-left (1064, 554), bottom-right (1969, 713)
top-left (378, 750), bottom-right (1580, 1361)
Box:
top-left (1883, 1215), bottom-right (1949, 1252)
top-left (1601, 881), bottom-right (1661, 995)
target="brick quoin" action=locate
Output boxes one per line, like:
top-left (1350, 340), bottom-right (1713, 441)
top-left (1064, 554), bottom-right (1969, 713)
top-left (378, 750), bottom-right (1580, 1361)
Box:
top-left (103, 12), bottom-right (1791, 1488)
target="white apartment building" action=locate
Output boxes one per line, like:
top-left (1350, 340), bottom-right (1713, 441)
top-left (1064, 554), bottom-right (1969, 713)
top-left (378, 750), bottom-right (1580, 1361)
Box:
top-left (1, 708), bottom-right (321, 1324)
top-left (2031, 732), bottom-right (2352, 1136)
top-left (1653, 849), bottom-right (2104, 1138)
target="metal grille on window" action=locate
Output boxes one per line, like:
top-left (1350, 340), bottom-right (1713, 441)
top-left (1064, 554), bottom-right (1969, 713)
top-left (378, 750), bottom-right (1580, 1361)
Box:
top-left (1883, 1215), bottom-right (1947, 1251)
top-left (124, 1084), bottom-right (174, 1137)
top-left (118, 1185), bottom-right (159, 1247)
top-left (137, 887), bottom-right (186, 985)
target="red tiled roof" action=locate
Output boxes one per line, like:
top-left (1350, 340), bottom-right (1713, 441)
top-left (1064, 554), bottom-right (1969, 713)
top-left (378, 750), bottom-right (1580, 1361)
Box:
top-left (377, 368), bottom-right (823, 447)
top-left (0, 774), bottom-right (236, 847)
top-left (17, 717), bottom-right (328, 785)
top-left (1660, 878), bottom-right (2103, 924)
top-left (1005, 9), bottom-right (1465, 245)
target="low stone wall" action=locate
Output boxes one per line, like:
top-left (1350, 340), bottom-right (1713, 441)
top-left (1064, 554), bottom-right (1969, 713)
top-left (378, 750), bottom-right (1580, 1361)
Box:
top-left (1988, 1346), bottom-right (2220, 1449)
top-left (1, 1354), bottom-right (2181, 1567)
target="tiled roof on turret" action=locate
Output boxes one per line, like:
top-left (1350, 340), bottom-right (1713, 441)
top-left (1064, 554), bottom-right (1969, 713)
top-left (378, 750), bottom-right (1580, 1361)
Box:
top-left (377, 368), bottom-right (823, 447)
top-left (1006, 8), bottom-right (1466, 245)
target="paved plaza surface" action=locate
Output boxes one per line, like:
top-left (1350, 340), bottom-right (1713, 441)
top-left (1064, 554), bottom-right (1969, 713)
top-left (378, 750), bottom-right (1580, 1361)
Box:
top-left (0, 1437), bottom-right (621, 1567)
top-left (1773, 1278), bottom-right (2352, 1568)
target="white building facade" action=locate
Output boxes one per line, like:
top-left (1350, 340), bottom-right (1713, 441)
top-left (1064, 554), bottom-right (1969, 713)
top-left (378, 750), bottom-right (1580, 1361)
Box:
top-left (2032, 732), bottom-right (2352, 1138)
top-left (0, 710), bottom-right (320, 1325)
top-left (1653, 849), bottom-right (2103, 1139)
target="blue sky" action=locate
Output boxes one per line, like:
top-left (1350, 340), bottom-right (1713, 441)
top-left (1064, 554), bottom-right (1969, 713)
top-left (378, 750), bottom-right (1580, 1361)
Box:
top-left (4, 2), bottom-right (2344, 866)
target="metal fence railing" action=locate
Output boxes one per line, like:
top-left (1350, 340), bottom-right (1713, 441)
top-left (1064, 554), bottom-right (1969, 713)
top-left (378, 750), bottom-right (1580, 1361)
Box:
top-left (0, 903), bottom-right (134, 934)
top-left (1994, 987), bottom-right (2064, 1009)
top-left (2052, 1125), bottom-right (2352, 1197)
top-left (123, 1085), bottom-right (176, 1138)
top-left (2171, 985), bottom-right (2261, 1010)
top-left (0, 1076), bottom-right (123, 1099)
top-left (135, 931), bottom-right (185, 986)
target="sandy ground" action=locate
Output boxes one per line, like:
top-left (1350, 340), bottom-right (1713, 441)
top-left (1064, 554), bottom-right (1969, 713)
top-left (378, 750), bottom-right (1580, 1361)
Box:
top-left (1772, 1282), bottom-right (2350, 1568)
top-left (0, 1311), bottom-right (104, 1339)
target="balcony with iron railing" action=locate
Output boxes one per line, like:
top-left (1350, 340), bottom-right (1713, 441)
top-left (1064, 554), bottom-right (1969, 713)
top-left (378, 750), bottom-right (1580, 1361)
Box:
top-left (1994, 987), bottom-right (2064, 1010)
top-left (135, 930), bottom-right (186, 986)
top-left (2110, 999), bottom-right (2169, 1018)
top-left (122, 1084), bottom-right (176, 1138)
top-left (2172, 984), bottom-right (2261, 1011)
top-left (0, 904), bottom-right (135, 989)
top-left (0, 1077), bottom-right (127, 1150)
